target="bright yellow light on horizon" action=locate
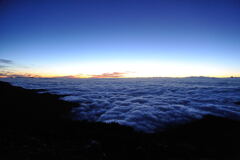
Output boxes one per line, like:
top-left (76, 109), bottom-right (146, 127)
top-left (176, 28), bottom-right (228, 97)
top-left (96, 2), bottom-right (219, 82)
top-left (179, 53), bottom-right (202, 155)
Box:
top-left (5, 61), bottom-right (239, 78)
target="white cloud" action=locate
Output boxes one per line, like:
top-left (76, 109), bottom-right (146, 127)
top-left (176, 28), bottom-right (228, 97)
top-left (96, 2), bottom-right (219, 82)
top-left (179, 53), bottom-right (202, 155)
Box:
top-left (2, 77), bottom-right (240, 133)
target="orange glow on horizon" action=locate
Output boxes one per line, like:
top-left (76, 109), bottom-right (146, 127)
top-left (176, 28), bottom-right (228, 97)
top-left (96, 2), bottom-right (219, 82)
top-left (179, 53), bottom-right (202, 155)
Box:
top-left (1, 71), bottom-right (240, 79)
top-left (1, 60), bottom-right (239, 79)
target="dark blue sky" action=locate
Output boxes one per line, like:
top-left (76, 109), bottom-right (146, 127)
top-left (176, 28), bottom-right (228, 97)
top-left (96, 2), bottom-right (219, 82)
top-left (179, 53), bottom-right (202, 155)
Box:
top-left (1, 0), bottom-right (240, 77)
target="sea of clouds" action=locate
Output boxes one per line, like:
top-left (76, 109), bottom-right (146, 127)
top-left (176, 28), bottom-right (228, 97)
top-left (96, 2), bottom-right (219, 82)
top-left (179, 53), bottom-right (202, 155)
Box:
top-left (2, 77), bottom-right (240, 132)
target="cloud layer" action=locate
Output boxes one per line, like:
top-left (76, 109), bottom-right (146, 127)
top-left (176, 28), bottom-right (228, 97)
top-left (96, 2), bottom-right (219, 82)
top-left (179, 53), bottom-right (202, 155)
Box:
top-left (2, 77), bottom-right (240, 132)
top-left (0, 59), bottom-right (13, 69)
top-left (90, 72), bottom-right (127, 78)
top-left (0, 59), bottom-right (13, 64)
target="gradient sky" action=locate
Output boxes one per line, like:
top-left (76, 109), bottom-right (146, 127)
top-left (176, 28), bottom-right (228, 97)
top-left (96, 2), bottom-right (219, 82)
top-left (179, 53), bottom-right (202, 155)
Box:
top-left (1, 0), bottom-right (240, 78)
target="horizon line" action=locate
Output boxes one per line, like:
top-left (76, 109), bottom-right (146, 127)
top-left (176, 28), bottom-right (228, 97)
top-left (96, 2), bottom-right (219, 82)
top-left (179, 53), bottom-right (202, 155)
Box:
top-left (1, 75), bottom-right (240, 79)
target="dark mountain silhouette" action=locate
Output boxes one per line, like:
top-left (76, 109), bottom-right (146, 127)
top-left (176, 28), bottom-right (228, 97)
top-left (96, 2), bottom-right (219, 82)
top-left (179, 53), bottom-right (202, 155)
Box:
top-left (0, 81), bottom-right (240, 160)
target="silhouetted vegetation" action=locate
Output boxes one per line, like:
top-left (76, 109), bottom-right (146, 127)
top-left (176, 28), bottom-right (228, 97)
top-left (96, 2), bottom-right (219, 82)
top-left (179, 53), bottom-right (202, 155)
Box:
top-left (0, 81), bottom-right (240, 160)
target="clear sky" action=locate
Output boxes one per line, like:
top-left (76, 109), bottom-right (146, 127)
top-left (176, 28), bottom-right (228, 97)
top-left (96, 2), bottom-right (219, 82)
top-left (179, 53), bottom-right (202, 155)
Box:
top-left (1, 0), bottom-right (240, 78)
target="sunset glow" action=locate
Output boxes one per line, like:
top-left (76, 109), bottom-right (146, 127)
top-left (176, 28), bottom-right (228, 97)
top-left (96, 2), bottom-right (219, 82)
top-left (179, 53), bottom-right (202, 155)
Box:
top-left (1, 0), bottom-right (240, 78)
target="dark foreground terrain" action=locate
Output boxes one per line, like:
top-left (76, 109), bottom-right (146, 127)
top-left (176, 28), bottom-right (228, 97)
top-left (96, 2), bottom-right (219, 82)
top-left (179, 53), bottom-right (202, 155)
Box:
top-left (0, 81), bottom-right (240, 160)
